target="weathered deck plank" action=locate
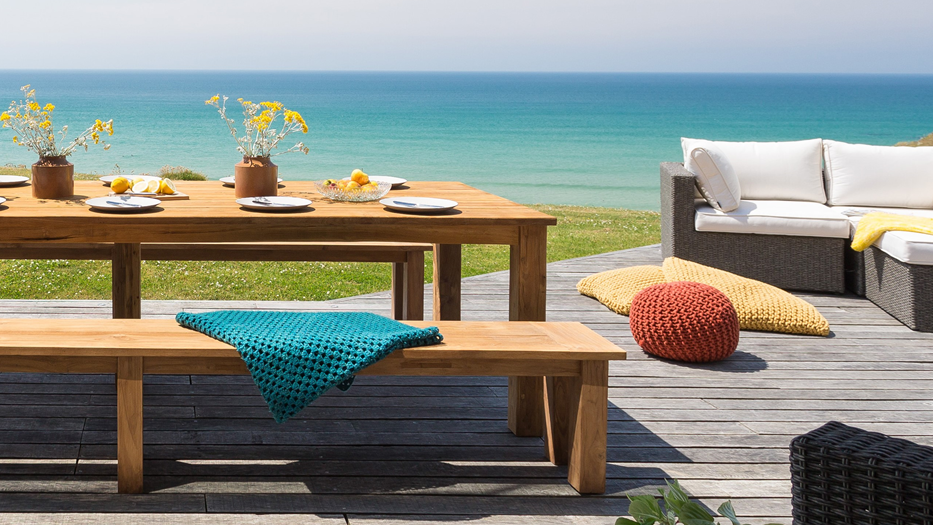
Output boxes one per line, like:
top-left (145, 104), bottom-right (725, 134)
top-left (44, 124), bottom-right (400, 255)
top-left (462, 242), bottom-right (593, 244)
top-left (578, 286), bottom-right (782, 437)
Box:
top-left (0, 243), bottom-right (929, 523)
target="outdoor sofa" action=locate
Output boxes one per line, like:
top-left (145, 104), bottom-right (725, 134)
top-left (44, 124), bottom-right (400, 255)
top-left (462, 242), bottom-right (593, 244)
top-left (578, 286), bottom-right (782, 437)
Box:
top-left (662, 138), bottom-right (933, 330)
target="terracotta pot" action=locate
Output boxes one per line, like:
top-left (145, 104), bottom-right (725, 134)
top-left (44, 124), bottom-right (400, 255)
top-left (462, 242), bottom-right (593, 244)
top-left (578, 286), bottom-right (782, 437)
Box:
top-left (234, 156), bottom-right (278, 198)
top-left (32, 156), bottom-right (75, 200)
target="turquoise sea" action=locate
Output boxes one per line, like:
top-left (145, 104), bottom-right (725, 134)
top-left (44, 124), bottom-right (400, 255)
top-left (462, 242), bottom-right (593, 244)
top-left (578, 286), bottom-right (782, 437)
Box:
top-left (0, 72), bottom-right (931, 210)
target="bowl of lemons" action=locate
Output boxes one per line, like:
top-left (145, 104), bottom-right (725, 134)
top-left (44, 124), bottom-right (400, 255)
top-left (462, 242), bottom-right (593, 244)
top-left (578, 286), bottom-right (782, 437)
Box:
top-left (315, 169), bottom-right (392, 202)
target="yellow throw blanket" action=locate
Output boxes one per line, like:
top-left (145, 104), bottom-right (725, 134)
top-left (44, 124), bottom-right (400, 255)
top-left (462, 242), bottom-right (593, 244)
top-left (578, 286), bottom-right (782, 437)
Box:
top-left (851, 212), bottom-right (933, 251)
top-left (577, 257), bottom-right (830, 336)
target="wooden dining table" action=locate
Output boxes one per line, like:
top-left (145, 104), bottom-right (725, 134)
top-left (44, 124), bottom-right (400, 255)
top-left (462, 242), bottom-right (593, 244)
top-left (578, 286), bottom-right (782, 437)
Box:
top-left (0, 179), bottom-right (557, 436)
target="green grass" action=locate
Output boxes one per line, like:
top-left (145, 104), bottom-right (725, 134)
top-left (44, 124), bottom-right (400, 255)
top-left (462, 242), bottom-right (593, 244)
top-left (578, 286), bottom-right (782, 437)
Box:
top-left (0, 205), bottom-right (660, 301)
top-left (0, 164), bottom-right (207, 181)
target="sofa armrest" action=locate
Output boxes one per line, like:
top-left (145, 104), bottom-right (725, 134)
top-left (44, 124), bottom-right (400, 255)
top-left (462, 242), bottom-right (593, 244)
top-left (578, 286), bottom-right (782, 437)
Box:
top-left (660, 162), bottom-right (699, 258)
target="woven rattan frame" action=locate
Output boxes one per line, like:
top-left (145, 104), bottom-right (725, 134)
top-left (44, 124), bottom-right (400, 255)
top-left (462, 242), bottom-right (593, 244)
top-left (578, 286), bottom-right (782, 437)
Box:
top-left (858, 246), bottom-right (933, 332)
top-left (660, 163), bottom-right (845, 293)
top-left (790, 421), bottom-right (933, 524)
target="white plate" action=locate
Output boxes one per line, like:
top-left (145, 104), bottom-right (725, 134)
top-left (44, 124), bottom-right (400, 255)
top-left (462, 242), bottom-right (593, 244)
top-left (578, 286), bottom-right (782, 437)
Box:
top-left (380, 197), bottom-right (458, 213)
top-left (236, 196), bottom-right (312, 211)
top-left (220, 176), bottom-right (284, 187)
top-left (341, 175), bottom-right (407, 187)
top-left (0, 175), bottom-right (28, 187)
top-left (99, 175), bottom-right (160, 186)
top-left (86, 196), bottom-right (161, 212)
top-left (0, 196), bottom-right (6, 206)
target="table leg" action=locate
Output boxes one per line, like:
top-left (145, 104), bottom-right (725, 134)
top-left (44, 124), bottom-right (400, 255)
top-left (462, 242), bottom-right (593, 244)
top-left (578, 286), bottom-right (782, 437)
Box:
top-left (566, 360), bottom-right (608, 494)
top-left (117, 356), bottom-right (144, 494)
top-left (507, 225), bottom-right (547, 437)
top-left (432, 244), bottom-right (461, 321)
top-left (391, 250), bottom-right (425, 321)
top-left (544, 375), bottom-right (581, 465)
top-left (112, 243), bottom-right (141, 319)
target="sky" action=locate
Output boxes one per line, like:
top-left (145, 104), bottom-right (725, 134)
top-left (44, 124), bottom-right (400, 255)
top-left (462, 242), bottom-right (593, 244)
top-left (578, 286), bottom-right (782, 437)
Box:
top-left (4, 0), bottom-right (933, 73)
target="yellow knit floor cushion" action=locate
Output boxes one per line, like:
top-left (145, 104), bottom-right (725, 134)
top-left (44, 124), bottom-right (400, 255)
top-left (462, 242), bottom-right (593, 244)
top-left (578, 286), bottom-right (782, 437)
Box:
top-left (576, 265), bottom-right (666, 315)
top-left (662, 257), bottom-right (829, 336)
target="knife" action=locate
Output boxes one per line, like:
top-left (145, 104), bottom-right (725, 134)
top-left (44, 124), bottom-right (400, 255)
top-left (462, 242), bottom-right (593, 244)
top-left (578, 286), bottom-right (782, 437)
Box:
top-left (393, 200), bottom-right (445, 208)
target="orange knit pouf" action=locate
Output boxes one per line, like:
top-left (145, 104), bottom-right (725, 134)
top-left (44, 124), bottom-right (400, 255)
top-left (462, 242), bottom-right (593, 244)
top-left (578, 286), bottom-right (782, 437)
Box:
top-left (629, 281), bottom-right (739, 362)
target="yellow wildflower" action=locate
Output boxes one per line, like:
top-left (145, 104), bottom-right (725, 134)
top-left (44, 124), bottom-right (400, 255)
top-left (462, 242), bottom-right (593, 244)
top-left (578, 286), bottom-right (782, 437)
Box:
top-left (12, 136), bottom-right (18, 143)
top-left (205, 95), bottom-right (220, 105)
top-left (0, 112), bottom-right (8, 121)
top-left (39, 120), bottom-right (51, 129)
top-left (301, 123), bottom-right (308, 133)
top-left (91, 132), bottom-right (100, 144)
top-left (107, 121), bottom-right (114, 136)
top-left (28, 102), bottom-right (40, 112)
top-left (43, 103), bottom-right (54, 112)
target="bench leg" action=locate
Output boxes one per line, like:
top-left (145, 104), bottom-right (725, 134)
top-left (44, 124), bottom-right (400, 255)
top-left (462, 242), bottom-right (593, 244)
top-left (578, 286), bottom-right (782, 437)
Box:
top-left (117, 356), bottom-right (144, 494)
top-left (507, 225), bottom-right (548, 436)
top-left (113, 243), bottom-right (141, 319)
top-left (391, 251), bottom-right (425, 321)
top-left (544, 375), bottom-right (581, 465)
top-left (566, 360), bottom-right (608, 494)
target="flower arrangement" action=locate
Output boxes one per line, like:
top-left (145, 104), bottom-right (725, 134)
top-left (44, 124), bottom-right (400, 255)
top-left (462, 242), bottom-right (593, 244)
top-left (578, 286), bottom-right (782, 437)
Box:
top-left (205, 95), bottom-right (309, 158)
top-left (1, 85), bottom-right (113, 158)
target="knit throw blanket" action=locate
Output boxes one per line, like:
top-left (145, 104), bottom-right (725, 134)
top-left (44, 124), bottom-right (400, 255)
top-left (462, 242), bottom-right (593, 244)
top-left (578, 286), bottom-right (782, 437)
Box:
top-left (175, 311), bottom-right (443, 423)
top-left (851, 212), bottom-right (933, 251)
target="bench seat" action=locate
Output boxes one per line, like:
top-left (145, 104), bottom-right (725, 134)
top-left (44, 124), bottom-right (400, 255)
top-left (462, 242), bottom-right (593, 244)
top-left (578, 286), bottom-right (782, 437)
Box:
top-left (0, 318), bottom-right (626, 495)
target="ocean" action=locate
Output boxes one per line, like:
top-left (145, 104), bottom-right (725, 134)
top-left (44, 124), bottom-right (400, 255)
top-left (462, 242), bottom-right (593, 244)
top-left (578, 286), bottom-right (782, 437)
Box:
top-left (0, 71), bottom-right (931, 210)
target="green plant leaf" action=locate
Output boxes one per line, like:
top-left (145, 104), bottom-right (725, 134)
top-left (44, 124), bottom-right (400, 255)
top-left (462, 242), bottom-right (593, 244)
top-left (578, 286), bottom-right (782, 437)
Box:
top-left (627, 495), bottom-right (665, 523)
top-left (678, 501), bottom-right (716, 524)
top-left (717, 501), bottom-right (743, 525)
top-left (663, 479), bottom-right (692, 514)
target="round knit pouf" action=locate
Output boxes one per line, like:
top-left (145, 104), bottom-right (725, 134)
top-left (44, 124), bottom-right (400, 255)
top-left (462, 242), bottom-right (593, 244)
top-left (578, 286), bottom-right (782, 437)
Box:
top-left (629, 281), bottom-right (739, 362)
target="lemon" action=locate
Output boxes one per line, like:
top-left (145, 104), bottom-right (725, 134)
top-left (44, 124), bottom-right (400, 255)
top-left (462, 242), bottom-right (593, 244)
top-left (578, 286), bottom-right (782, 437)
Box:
top-left (350, 169), bottom-right (369, 186)
top-left (158, 178), bottom-right (176, 195)
top-left (132, 180), bottom-right (150, 193)
top-left (132, 177), bottom-right (145, 186)
top-left (110, 176), bottom-right (130, 194)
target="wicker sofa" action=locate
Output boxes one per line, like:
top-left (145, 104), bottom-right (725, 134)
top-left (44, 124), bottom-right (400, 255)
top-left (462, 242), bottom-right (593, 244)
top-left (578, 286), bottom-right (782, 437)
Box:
top-left (663, 138), bottom-right (933, 330)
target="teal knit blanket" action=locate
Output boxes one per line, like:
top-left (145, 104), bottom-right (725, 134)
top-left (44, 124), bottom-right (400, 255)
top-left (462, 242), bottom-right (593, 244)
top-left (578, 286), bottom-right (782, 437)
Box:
top-left (175, 311), bottom-right (443, 423)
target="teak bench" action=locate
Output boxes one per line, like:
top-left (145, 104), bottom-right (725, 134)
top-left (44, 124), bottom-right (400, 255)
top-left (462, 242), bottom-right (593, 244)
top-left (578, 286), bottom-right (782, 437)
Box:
top-left (0, 242), bottom-right (429, 321)
top-left (0, 319), bottom-right (625, 495)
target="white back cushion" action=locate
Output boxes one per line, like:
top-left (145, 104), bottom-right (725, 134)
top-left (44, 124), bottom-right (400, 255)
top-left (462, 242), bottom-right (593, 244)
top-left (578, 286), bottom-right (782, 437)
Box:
top-left (682, 138), bottom-right (825, 203)
top-left (683, 144), bottom-right (741, 212)
top-left (823, 140), bottom-right (933, 208)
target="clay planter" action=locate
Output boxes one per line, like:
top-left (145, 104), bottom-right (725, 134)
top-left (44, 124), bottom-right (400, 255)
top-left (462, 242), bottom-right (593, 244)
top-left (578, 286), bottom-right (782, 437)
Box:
top-left (234, 156), bottom-right (278, 198)
top-left (32, 156), bottom-right (75, 200)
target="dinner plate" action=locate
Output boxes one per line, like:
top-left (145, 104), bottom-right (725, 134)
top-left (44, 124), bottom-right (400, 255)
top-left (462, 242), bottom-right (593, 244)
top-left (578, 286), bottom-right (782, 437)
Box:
top-left (220, 176), bottom-right (284, 187)
top-left (86, 195), bottom-right (161, 212)
top-left (0, 175), bottom-right (29, 187)
top-left (342, 175), bottom-right (407, 187)
top-left (380, 196), bottom-right (457, 213)
top-left (99, 175), bottom-right (160, 186)
top-left (0, 197), bottom-right (6, 206)
top-left (236, 196), bottom-right (312, 211)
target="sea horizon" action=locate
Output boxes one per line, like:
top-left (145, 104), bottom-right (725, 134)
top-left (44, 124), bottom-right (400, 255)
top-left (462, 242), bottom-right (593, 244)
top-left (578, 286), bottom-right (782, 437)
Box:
top-left (1, 70), bottom-right (931, 210)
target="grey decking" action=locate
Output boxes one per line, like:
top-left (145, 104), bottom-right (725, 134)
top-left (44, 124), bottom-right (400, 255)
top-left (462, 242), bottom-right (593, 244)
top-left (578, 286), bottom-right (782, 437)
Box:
top-left (0, 243), bottom-right (931, 524)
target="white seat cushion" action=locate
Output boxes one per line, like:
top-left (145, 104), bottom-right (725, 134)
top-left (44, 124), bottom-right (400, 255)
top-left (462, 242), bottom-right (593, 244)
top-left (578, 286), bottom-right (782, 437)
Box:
top-left (832, 206), bottom-right (933, 265)
top-left (682, 138), bottom-right (825, 203)
top-left (695, 200), bottom-right (850, 238)
top-left (824, 140), bottom-right (933, 208)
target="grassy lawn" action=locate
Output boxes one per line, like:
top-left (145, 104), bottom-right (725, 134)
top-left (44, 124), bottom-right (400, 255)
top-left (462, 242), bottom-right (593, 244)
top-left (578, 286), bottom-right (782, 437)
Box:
top-left (0, 204), bottom-right (659, 301)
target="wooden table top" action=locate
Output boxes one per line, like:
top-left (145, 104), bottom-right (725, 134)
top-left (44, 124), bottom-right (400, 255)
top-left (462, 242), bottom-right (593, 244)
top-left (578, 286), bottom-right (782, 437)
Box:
top-left (0, 180), bottom-right (556, 244)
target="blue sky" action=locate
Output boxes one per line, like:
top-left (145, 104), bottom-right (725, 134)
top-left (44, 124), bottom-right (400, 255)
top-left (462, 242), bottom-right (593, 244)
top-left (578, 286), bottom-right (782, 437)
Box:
top-left (6, 0), bottom-right (933, 73)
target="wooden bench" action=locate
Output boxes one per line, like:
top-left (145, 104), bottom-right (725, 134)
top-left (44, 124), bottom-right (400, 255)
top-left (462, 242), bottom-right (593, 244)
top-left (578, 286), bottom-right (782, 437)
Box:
top-left (0, 319), bottom-right (625, 495)
top-left (0, 242), bottom-right (429, 320)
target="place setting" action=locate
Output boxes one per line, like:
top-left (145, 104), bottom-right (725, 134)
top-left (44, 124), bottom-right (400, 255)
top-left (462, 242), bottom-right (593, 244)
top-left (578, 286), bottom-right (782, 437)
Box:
top-left (235, 195), bottom-right (313, 212)
top-left (0, 175), bottom-right (29, 187)
top-left (85, 195), bottom-right (162, 213)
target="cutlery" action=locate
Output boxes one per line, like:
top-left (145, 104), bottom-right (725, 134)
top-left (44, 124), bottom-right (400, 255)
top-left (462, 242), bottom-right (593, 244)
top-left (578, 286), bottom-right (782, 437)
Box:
top-left (252, 197), bottom-right (289, 207)
top-left (392, 200), bottom-right (445, 208)
top-left (106, 200), bottom-right (143, 207)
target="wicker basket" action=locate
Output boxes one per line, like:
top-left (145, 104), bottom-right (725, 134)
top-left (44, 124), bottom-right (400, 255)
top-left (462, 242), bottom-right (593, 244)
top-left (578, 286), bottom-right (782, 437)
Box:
top-left (790, 421), bottom-right (933, 524)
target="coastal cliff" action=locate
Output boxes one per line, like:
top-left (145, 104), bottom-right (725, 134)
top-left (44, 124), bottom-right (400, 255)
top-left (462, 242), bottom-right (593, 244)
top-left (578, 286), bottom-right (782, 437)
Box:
top-left (896, 132), bottom-right (933, 146)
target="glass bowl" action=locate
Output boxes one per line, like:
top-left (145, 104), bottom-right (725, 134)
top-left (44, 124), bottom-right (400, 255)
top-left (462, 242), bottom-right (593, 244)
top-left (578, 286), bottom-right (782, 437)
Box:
top-left (314, 180), bottom-right (392, 202)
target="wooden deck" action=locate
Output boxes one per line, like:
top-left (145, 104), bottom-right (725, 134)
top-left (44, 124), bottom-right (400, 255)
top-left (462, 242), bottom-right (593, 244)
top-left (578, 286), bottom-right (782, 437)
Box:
top-left (0, 243), bottom-right (931, 524)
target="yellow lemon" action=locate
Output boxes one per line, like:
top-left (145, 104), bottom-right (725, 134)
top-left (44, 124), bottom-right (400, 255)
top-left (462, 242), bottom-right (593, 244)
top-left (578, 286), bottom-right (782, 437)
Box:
top-left (158, 178), bottom-right (176, 195)
top-left (131, 180), bottom-right (150, 193)
top-left (350, 169), bottom-right (369, 186)
top-left (110, 177), bottom-right (130, 194)
top-left (145, 179), bottom-right (160, 193)
top-left (345, 180), bottom-right (361, 191)
top-left (132, 177), bottom-right (145, 186)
